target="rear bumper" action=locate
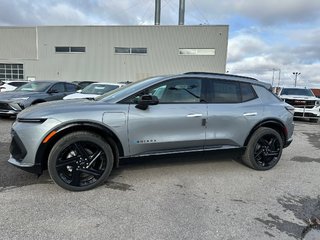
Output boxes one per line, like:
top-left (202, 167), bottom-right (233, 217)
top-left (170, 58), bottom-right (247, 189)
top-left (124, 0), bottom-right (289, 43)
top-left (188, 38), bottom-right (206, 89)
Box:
top-left (284, 137), bottom-right (293, 148)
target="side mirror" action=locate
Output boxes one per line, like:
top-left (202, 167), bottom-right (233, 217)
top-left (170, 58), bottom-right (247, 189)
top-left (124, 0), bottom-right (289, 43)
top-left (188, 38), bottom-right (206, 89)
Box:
top-left (48, 89), bottom-right (59, 94)
top-left (77, 89), bottom-right (82, 93)
top-left (135, 94), bottom-right (159, 110)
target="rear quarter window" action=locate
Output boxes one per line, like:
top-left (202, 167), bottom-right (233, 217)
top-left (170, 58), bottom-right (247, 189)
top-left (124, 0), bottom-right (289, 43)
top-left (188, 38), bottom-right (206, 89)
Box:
top-left (240, 83), bottom-right (257, 102)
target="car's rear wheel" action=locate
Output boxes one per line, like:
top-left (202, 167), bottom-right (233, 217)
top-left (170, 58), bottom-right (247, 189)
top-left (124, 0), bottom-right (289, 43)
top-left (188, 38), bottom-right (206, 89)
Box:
top-left (242, 127), bottom-right (283, 170)
top-left (48, 131), bottom-right (113, 191)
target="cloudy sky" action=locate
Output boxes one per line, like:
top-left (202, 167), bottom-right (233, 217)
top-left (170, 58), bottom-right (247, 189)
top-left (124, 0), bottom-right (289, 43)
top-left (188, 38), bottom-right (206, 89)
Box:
top-left (0, 0), bottom-right (319, 86)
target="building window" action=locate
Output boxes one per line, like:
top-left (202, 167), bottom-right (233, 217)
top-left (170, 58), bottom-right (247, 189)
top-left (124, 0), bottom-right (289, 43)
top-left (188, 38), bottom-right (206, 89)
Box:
top-left (115, 47), bottom-right (130, 54)
top-left (0, 63), bottom-right (24, 80)
top-left (115, 47), bottom-right (147, 55)
top-left (179, 48), bottom-right (215, 56)
top-left (55, 46), bottom-right (86, 53)
top-left (131, 48), bottom-right (147, 54)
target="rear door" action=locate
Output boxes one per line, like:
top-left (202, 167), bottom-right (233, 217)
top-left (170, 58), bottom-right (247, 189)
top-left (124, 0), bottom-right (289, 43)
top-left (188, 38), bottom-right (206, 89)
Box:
top-left (126, 77), bottom-right (207, 156)
top-left (205, 79), bottom-right (263, 148)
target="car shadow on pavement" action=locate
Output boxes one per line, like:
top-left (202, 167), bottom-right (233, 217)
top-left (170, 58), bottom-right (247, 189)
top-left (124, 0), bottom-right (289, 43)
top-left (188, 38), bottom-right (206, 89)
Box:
top-left (110, 149), bottom-right (244, 176)
top-left (1, 140), bottom-right (243, 190)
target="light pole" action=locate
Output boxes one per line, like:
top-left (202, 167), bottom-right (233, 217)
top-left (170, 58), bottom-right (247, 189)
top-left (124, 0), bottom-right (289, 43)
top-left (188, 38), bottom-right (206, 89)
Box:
top-left (293, 72), bottom-right (301, 87)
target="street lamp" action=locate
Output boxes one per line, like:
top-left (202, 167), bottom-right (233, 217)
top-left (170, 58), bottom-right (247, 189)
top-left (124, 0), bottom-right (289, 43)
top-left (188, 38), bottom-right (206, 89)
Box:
top-left (293, 72), bottom-right (301, 87)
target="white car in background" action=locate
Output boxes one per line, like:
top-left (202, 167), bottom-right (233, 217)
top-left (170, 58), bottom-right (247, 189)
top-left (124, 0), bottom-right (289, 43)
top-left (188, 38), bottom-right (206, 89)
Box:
top-left (279, 87), bottom-right (320, 123)
top-left (0, 80), bottom-right (29, 92)
top-left (63, 82), bottom-right (125, 100)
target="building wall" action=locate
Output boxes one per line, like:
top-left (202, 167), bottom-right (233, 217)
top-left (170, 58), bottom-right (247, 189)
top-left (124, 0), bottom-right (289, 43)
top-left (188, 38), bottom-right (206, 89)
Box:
top-left (0, 25), bottom-right (228, 83)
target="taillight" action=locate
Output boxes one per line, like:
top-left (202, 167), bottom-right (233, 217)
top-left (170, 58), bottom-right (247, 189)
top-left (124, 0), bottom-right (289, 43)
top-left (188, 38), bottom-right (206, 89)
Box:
top-left (285, 106), bottom-right (295, 115)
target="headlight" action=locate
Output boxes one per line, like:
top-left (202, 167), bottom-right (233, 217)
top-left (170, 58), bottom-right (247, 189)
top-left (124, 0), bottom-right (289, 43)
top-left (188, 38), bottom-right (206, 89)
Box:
top-left (17, 118), bottom-right (47, 123)
top-left (316, 100), bottom-right (320, 107)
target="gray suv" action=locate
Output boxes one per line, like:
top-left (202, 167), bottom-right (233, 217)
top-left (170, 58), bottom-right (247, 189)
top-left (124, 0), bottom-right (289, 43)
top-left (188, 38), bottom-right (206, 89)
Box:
top-left (0, 81), bottom-right (80, 118)
top-left (8, 73), bottom-right (294, 191)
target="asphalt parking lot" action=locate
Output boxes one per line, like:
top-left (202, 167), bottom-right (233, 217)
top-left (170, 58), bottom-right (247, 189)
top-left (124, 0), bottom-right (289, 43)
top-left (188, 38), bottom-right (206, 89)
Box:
top-left (0, 118), bottom-right (319, 240)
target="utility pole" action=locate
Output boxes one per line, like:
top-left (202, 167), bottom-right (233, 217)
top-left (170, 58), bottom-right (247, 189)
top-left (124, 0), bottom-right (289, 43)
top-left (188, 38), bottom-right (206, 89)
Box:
top-left (293, 72), bottom-right (301, 87)
top-left (154, 0), bottom-right (161, 25)
top-left (271, 68), bottom-right (275, 86)
top-left (179, 0), bottom-right (185, 25)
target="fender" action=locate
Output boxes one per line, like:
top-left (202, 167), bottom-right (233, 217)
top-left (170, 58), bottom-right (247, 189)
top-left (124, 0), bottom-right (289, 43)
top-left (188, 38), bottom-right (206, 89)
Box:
top-left (244, 119), bottom-right (287, 147)
top-left (34, 121), bottom-right (124, 173)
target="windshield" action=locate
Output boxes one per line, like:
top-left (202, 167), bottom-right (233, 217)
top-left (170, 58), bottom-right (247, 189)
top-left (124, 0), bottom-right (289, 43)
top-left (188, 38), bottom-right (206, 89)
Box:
top-left (280, 88), bottom-right (314, 97)
top-left (82, 83), bottom-right (120, 95)
top-left (14, 82), bottom-right (52, 92)
top-left (96, 76), bottom-right (164, 102)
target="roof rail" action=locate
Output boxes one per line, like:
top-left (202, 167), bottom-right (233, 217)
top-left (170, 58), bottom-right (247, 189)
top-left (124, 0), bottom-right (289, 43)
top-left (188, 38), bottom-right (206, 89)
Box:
top-left (183, 72), bottom-right (258, 81)
top-left (184, 71), bottom-right (218, 75)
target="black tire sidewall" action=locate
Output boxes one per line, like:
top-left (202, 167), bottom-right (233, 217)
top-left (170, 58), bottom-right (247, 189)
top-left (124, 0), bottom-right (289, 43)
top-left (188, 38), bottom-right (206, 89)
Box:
top-left (48, 131), bottom-right (114, 191)
top-left (243, 127), bottom-right (283, 171)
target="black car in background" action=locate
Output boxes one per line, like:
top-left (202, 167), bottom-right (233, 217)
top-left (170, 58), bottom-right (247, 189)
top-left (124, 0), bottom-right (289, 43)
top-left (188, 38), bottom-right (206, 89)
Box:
top-left (0, 81), bottom-right (80, 118)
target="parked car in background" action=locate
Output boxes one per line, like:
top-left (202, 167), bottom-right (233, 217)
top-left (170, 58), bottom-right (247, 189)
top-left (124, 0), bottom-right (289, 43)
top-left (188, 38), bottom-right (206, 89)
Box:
top-left (0, 80), bottom-right (29, 92)
top-left (72, 81), bottom-right (97, 89)
top-left (64, 82), bottom-right (125, 100)
top-left (278, 87), bottom-right (320, 122)
top-left (0, 81), bottom-right (80, 118)
top-left (8, 72), bottom-right (294, 191)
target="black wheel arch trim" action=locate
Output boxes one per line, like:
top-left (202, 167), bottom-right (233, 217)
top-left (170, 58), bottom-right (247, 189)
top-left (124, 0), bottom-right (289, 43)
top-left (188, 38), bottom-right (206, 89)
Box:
top-left (244, 119), bottom-right (288, 147)
top-left (34, 121), bottom-right (123, 173)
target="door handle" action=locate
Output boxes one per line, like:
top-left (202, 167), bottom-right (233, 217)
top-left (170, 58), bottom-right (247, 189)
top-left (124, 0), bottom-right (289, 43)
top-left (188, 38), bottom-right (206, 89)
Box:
top-left (187, 113), bottom-right (203, 118)
top-left (243, 112), bottom-right (257, 116)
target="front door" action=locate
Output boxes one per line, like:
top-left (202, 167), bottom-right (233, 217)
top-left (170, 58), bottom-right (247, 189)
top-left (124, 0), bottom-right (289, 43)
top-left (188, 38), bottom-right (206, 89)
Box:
top-left (126, 77), bottom-right (207, 157)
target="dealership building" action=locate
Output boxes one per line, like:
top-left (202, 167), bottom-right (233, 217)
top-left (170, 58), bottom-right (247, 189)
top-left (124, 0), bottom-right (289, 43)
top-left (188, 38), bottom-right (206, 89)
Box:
top-left (0, 25), bottom-right (228, 83)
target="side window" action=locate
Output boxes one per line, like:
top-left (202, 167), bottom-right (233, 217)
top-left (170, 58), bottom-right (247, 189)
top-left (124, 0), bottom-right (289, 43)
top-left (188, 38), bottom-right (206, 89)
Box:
top-left (50, 83), bottom-right (65, 93)
top-left (150, 78), bottom-right (202, 103)
top-left (125, 78), bottom-right (202, 104)
top-left (65, 83), bottom-right (79, 92)
top-left (240, 83), bottom-right (257, 102)
top-left (209, 80), bottom-right (241, 103)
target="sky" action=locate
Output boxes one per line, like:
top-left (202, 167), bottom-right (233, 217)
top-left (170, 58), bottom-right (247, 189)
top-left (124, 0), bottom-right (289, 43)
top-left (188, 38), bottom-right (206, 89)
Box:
top-left (0, 0), bottom-right (319, 87)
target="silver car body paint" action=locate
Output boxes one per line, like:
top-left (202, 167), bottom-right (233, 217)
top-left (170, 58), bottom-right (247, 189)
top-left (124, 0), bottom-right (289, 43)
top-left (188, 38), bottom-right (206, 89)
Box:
top-left (8, 73), bottom-right (294, 172)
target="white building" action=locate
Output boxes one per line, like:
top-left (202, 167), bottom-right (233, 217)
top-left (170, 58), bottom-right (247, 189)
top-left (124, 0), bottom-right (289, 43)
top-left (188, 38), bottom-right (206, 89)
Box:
top-left (0, 25), bottom-right (228, 83)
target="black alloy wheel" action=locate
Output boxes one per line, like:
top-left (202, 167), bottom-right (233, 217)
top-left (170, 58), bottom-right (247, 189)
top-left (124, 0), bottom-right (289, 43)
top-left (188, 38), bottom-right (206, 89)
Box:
top-left (243, 127), bottom-right (283, 170)
top-left (48, 131), bottom-right (113, 191)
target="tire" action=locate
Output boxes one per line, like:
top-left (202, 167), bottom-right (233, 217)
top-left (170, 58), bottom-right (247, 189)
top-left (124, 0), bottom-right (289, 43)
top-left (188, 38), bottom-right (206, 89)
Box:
top-left (242, 127), bottom-right (283, 170)
top-left (48, 131), bottom-right (114, 191)
top-left (310, 118), bottom-right (318, 123)
top-left (0, 115), bottom-right (12, 119)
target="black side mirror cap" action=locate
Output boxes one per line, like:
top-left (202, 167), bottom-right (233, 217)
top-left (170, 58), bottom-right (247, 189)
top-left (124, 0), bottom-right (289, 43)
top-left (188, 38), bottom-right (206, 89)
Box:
top-left (135, 95), bottom-right (159, 110)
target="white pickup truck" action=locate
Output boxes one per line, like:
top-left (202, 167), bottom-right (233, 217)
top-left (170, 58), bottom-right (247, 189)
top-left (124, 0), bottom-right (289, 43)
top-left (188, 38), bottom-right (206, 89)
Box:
top-left (279, 87), bottom-right (320, 123)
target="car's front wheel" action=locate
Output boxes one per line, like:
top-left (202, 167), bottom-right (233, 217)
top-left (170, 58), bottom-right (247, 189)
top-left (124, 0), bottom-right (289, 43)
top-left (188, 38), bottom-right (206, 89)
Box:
top-left (242, 127), bottom-right (283, 170)
top-left (48, 131), bottom-right (114, 191)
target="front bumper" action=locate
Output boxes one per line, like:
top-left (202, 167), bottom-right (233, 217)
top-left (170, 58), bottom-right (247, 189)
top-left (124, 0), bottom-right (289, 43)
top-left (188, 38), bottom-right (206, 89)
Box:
top-left (8, 118), bottom-right (62, 174)
top-left (0, 102), bottom-right (21, 116)
top-left (293, 107), bottom-right (320, 119)
top-left (8, 157), bottom-right (42, 174)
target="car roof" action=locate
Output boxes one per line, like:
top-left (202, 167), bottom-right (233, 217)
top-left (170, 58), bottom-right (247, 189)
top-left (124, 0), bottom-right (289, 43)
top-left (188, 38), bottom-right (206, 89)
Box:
top-left (179, 72), bottom-right (271, 89)
top-left (27, 80), bottom-right (77, 84)
top-left (3, 80), bottom-right (28, 83)
top-left (90, 82), bottom-right (123, 86)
